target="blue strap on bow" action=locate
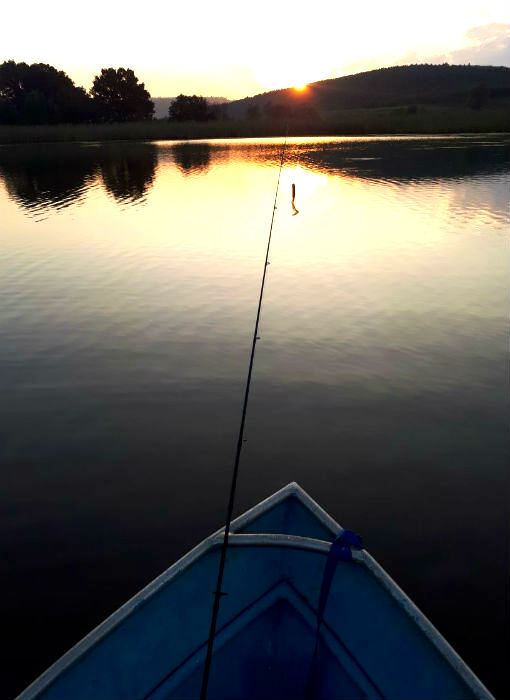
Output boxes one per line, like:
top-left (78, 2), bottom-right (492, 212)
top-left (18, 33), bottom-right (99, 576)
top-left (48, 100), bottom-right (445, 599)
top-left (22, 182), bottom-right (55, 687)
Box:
top-left (306, 529), bottom-right (363, 698)
top-left (316, 529), bottom-right (363, 632)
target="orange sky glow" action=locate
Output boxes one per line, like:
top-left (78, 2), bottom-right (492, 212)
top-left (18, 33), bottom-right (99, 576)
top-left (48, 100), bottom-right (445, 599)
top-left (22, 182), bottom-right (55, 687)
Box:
top-left (3, 0), bottom-right (509, 98)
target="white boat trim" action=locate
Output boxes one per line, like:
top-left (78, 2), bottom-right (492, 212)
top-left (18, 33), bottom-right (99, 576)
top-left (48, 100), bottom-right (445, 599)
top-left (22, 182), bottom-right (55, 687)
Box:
top-left (228, 481), bottom-right (342, 536)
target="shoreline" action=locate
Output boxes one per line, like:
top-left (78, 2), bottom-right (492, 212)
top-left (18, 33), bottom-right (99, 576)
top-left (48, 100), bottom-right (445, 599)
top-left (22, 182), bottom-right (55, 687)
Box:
top-left (1, 106), bottom-right (508, 145)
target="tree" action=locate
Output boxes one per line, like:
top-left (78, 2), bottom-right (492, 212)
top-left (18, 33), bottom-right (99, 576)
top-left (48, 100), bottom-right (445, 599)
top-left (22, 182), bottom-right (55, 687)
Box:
top-left (0, 60), bottom-right (92, 124)
top-left (168, 94), bottom-right (212, 121)
top-left (91, 68), bottom-right (154, 122)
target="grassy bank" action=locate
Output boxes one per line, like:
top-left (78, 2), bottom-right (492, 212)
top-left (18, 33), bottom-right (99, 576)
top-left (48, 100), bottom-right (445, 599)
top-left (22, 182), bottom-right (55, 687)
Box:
top-left (0, 105), bottom-right (508, 144)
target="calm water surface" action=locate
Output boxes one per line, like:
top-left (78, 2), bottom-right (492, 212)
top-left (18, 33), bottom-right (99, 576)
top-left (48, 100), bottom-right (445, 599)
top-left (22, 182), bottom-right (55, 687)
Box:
top-left (1, 136), bottom-right (508, 697)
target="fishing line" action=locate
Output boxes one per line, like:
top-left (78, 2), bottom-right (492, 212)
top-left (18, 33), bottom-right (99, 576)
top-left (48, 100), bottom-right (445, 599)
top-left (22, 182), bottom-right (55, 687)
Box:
top-left (200, 134), bottom-right (288, 699)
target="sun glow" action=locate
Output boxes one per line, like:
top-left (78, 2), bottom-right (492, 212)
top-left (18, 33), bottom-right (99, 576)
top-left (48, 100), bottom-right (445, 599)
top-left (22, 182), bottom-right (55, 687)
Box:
top-left (254, 57), bottom-right (324, 94)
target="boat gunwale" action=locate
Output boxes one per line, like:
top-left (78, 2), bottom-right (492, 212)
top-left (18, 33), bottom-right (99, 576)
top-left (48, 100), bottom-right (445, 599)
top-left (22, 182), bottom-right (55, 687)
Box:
top-left (17, 482), bottom-right (494, 700)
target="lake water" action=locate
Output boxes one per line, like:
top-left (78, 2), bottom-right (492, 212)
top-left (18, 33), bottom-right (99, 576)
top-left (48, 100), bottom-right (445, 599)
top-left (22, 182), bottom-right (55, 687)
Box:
top-left (1, 135), bottom-right (508, 697)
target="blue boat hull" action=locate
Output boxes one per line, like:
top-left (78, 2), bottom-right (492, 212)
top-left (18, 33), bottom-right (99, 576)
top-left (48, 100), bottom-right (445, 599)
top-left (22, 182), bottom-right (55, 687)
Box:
top-left (19, 483), bottom-right (493, 700)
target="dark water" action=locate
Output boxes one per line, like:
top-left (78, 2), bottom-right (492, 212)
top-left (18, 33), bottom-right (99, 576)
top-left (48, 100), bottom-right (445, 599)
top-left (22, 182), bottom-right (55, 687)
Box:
top-left (1, 135), bottom-right (508, 698)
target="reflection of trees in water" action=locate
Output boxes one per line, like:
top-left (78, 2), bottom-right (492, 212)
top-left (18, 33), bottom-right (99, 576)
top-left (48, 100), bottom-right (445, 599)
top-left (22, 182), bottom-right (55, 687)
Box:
top-left (0, 142), bottom-right (158, 215)
top-left (237, 137), bottom-right (509, 185)
top-left (172, 143), bottom-right (211, 175)
top-left (285, 138), bottom-right (510, 182)
top-left (0, 147), bottom-right (98, 213)
top-left (229, 137), bottom-right (509, 222)
top-left (2, 137), bottom-right (507, 218)
top-left (99, 144), bottom-right (158, 202)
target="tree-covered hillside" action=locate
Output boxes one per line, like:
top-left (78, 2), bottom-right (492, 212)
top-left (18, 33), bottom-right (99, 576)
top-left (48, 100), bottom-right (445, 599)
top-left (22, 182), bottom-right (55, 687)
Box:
top-left (227, 64), bottom-right (510, 118)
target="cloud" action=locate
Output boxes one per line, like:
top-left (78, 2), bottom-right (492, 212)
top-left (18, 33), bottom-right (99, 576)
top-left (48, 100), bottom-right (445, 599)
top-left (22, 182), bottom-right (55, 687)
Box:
top-left (465, 23), bottom-right (509, 44)
top-left (330, 22), bottom-right (509, 81)
top-left (427, 22), bottom-right (510, 67)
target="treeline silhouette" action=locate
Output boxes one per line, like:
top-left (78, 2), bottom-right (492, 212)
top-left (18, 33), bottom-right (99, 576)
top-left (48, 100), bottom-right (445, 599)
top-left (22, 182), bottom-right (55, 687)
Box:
top-left (0, 62), bottom-right (155, 125)
top-left (0, 61), bottom-right (223, 126)
top-left (1, 61), bottom-right (508, 129)
top-left (227, 64), bottom-right (510, 119)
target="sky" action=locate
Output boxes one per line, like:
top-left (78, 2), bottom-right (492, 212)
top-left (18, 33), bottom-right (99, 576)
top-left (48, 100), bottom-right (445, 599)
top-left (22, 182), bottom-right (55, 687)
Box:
top-left (3, 0), bottom-right (510, 98)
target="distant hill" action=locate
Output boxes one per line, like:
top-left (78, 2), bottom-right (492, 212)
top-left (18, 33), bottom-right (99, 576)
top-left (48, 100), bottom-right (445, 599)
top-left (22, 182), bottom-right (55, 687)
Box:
top-left (152, 96), bottom-right (229, 119)
top-left (226, 64), bottom-right (510, 118)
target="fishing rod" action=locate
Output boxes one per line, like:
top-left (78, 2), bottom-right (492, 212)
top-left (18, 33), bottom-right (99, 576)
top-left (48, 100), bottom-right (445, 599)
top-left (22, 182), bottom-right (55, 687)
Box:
top-left (200, 135), bottom-right (288, 699)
